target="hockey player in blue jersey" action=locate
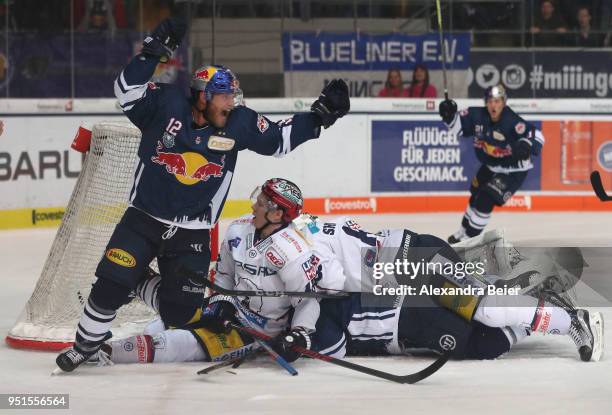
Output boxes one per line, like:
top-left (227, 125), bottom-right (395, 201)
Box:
top-left (56, 17), bottom-right (350, 373)
top-left (438, 85), bottom-right (545, 244)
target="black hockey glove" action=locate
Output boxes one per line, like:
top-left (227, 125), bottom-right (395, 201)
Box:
top-left (142, 17), bottom-right (187, 63)
top-left (511, 138), bottom-right (532, 159)
top-left (311, 79), bottom-right (350, 129)
top-left (199, 295), bottom-right (238, 334)
top-left (269, 327), bottom-right (312, 363)
top-left (438, 99), bottom-right (458, 124)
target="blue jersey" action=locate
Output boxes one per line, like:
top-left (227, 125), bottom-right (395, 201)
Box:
top-left (114, 55), bottom-right (321, 229)
top-left (447, 106), bottom-right (544, 173)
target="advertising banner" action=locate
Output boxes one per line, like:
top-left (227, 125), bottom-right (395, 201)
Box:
top-left (469, 51), bottom-right (612, 98)
top-left (371, 120), bottom-right (542, 192)
top-left (283, 32), bottom-right (470, 97)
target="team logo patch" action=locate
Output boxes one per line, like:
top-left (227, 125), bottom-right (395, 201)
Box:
top-left (106, 248), bottom-right (136, 268)
top-left (265, 248), bottom-right (285, 267)
top-left (208, 135), bottom-right (235, 151)
top-left (228, 237), bottom-right (241, 250)
top-left (515, 122), bottom-right (526, 135)
top-left (124, 341), bottom-right (134, 351)
top-left (257, 114), bottom-right (269, 133)
top-left (492, 131), bottom-right (506, 141)
top-left (301, 254), bottom-right (321, 281)
top-left (248, 249), bottom-right (258, 258)
top-left (162, 132), bottom-right (175, 148)
top-left (151, 142), bottom-right (225, 185)
top-left (439, 334), bottom-right (456, 351)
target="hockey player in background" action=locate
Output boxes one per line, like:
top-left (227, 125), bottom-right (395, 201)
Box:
top-left (438, 84), bottom-right (545, 244)
top-left (55, 15), bottom-right (350, 372)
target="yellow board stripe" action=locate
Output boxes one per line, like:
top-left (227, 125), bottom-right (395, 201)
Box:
top-left (0, 200), bottom-right (253, 230)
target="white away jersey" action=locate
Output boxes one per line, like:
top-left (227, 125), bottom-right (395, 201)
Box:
top-left (214, 215), bottom-right (320, 336)
top-left (295, 215), bottom-right (383, 292)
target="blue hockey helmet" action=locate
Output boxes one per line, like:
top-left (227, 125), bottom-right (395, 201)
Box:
top-left (484, 84), bottom-right (507, 103)
top-left (191, 65), bottom-right (237, 101)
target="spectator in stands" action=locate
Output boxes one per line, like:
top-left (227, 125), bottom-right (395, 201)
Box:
top-left (406, 64), bottom-right (437, 98)
top-left (378, 69), bottom-right (408, 97)
top-left (78, 0), bottom-right (117, 33)
top-left (574, 7), bottom-right (602, 47)
top-left (530, 0), bottom-right (568, 46)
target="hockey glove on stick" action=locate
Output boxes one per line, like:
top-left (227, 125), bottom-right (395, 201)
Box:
top-left (311, 79), bottom-right (350, 129)
top-left (142, 17), bottom-right (187, 63)
top-left (438, 98), bottom-right (457, 124)
top-left (269, 327), bottom-right (312, 363)
top-left (199, 294), bottom-right (239, 334)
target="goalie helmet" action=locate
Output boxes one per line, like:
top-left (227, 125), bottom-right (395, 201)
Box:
top-left (258, 178), bottom-right (304, 223)
top-left (191, 65), bottom-right (237, 101)
top-left (484, 84), bottom-right (507, 103)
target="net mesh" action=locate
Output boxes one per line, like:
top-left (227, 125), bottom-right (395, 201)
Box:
top-left (7, 122), bottom-right (157, 349)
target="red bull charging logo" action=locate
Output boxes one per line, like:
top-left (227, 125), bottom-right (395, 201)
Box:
top-left (151, 141), bottom-right (225, 185)
top-left (473, 139), bottom-right (512, 158)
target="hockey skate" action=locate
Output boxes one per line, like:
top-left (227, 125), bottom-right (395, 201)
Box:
top-left (447, 228), bottom-right (469, 245)
top-left (569, 309), bottom-right (604, 362)
top-left (55, 332), bottom-right (112, 372)
top-left (85, 344), bottom-right (114, 367)
top-left (55, 347), bottom-right (98, 372)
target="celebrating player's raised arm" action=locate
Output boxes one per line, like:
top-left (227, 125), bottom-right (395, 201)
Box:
top-left (56, 15), bottom-right (349, 374)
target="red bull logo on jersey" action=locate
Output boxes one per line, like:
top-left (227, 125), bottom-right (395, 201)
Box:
top-left (473, 139), bottom-right (512, 158)
top-left (151, 141), bottom-right (225, 185)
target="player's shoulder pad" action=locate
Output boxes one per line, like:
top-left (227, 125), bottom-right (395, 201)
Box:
top-left (227, 214), bottom-right (254, 234)
top-left (503, 107), bottom-right (529, 135)
top-left (227, 105), bottom-right (271, 135)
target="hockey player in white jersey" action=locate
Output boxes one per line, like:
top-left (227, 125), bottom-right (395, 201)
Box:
top-left (203, 178), bottom-right (321, 351)
top-left (291, 215), bottom-right (603, 362)
top-left (91, 192), bottom-right (602, 365)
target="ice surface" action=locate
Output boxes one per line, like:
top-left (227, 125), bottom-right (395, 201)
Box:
top-left (1, 213), bottom-right (611, 414)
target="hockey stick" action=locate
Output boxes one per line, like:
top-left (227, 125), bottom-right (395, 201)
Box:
top-left (229, 310), bottom-right (299, 376)
top-left (249, 335), bottom-right (299, 376)
top-left (179, 266), bottom-right (348, 299)
top-left (435, 0), bottom-right (449, 100)
top-left (590, 171), bottom-right (612, 202)
top-left (197, 347), bottom-right (262, 375)
top-left (232, 324), bottom-right (448, 384)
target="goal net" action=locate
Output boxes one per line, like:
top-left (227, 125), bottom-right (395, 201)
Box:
top-left (8, 122), bottom-right (167, 351)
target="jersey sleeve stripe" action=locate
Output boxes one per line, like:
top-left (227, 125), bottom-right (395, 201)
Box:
top-left (274, 123), bottom-right (292, 158)
top-left (114, 72), bottom-right (148, 108)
